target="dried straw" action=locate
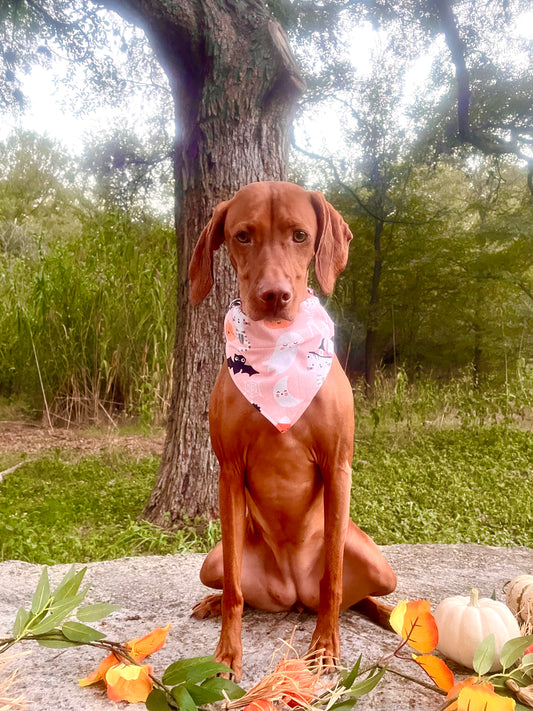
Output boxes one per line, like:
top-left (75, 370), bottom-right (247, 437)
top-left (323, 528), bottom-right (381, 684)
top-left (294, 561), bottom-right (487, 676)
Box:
top-left (0, 653), bottom-right (28, 711)
top-left (225, 636), bottom-right (333, 711)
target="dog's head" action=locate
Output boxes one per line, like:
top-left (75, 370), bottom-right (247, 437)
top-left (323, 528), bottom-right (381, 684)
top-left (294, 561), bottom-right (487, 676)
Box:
top-left (189, 181), bottom-right (353, 321)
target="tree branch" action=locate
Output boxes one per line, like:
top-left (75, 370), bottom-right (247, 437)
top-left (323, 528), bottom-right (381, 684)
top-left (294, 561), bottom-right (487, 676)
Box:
top-left (433, 0), bottom-right (533, 194)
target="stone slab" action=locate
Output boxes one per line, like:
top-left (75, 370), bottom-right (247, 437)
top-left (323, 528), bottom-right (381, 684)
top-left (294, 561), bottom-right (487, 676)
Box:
top-left (1, 544), bottom-right (531, 710)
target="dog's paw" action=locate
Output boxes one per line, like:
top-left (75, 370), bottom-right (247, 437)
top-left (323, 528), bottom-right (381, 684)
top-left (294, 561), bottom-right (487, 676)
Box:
top-left (191, 593), bottom-right (223, 619)
top-left (308, 624), bottom-right (341, 672)
top-left (215, 644), bottom-right (243, 682)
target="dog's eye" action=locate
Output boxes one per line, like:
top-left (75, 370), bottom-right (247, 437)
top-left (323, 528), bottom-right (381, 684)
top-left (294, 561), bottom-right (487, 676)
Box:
top-left (293, 230), bottom-right (308, 243)
top-left (235, 232), bottom-right (251, 244)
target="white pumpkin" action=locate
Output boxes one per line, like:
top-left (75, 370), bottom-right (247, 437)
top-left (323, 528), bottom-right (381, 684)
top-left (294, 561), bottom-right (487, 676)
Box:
top-left (506, 575), bottom-right (533, 627)
top-left (434, 588), bottom-right (521, 671)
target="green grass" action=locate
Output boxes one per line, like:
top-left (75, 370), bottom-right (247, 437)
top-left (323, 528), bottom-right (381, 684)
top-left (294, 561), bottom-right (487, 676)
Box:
top-left (0, 452), bottom-right (220, 564)
top-left (351, 426), bottom-right (533, 547)
top-left (1, 373), bottom-right (532, 564)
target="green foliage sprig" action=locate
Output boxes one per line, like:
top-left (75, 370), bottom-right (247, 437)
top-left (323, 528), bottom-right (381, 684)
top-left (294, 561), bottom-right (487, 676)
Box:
top-left (1, 565), bottom-right (119, 654)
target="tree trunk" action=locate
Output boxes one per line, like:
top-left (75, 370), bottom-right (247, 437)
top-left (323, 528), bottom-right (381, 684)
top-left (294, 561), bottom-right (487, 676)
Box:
top-left (364, 219), bottom-right (384, 396)
top-left (105, 0), bottom-right (304, 524)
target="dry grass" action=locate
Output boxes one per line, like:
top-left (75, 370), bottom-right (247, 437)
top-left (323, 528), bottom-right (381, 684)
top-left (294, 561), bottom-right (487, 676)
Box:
top-left (0, 653), bottom-right (28, 711)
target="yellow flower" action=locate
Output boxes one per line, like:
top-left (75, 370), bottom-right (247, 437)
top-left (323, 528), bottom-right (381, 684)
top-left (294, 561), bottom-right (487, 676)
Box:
top-left (105, 663), bottom-right (153, 703)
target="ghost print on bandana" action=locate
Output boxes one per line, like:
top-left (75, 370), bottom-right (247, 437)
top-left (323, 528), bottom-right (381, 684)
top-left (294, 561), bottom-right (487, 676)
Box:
top-left (225, 293), bottom-right (335, 432)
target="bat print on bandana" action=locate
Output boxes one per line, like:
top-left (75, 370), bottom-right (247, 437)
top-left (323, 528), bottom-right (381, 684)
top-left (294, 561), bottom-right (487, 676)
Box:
top-left (227, 354), bottom-right (259, 376)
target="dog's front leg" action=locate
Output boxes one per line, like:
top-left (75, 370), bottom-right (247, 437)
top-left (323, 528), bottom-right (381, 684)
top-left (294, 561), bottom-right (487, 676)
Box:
top-left (215, 463), bottom-right (246, 681)
top-left (310, 460), bottom-right (351, 668)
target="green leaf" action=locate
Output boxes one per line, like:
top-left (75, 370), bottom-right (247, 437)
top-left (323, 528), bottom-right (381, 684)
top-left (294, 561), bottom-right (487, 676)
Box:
top-left (162, 656), bottom-right (228, 686)
top-left (343, 664), bottom-right (387, 699)
top-left (327, 700), bottom-right (358, 711)
top-left (12, 607), bottom-right (30, 638)
top-left (185, 682), bottom-right (225, 706)
top-left (473, 634), bottom-right (496, 676)
top-left (31, 568), bottom-right (51, 615)
top-left (146, 688), bottom-right (172, 711)
top-left (500, 635), bottom-right (533, 671)
top-left (171, 685), bottom-right (197, 711)
top-left (522, 653), bottom-right (533, 676)
top-left (37, 637), bottom-right (82, 649)
top-left (52, 566), bottom-right (88, 602)
top-left (180, 660), bottom-right (233, 684)
top-left (200, 677), bottom-right (246, 701)
top-left (76, 603), bottom-right (120, 623)
top-left (62, 621), bottom-right (106, 643)
top-left (30, 590), bottom-right (89, 635)
top-left (340, 655), bottom-right (363, 689)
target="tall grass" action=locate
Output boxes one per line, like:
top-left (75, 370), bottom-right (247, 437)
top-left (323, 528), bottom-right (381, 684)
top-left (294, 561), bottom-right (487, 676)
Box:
top-left (0, 210), bottom-right (176, 425)
top-left (353, 364), bottom-right (533, 438)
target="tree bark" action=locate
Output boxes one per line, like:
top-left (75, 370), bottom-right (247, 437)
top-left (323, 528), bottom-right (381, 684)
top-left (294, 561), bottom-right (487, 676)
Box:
top-left (103, 0), bottom-right (304, 524)
top-left (364, 219), bottom-right (383, 396)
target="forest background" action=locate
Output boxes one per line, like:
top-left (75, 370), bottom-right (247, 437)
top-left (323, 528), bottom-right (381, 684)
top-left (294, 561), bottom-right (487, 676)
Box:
top-left (0, 0), bottom-right (532, 561)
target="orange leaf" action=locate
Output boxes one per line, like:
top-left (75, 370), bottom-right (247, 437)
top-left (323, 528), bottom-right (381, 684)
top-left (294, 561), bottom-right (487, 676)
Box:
top-left (105, 663), bottom-right (153, 703)
top-left (126, 623), bottom-right (171, 662)
top-left (446, 676), bottom-right (478, 710)
top-left (456, 683), bottom-right (516, 711)
top-left (390, 600), bottom-right (439, 653)
top-left (413, 654), bottom-right (454, 692)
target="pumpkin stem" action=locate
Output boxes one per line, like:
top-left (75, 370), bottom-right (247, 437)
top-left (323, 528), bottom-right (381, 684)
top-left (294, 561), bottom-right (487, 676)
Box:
top-left (469, 588), bottom-right (479, 607)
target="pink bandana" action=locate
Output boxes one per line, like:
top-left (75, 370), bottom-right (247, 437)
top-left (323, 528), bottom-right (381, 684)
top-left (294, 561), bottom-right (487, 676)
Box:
top-left (224, 294), bottom-right (335, 432)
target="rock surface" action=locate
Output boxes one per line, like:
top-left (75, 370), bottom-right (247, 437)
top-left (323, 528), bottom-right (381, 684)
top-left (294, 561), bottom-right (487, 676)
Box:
top-left (1, 545), bottom-right (532, 711)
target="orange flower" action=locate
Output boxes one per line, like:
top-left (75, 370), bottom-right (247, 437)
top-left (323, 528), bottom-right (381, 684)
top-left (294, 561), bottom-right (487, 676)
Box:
top-left (412, 654), bottom-right (454, 692)
top-left (275, 659), bottom-right (316, 706)
top-left (78, 651), bottom-right (120, 687)
top-left (390, 600), bottom-right (439, 653)
top-left (524, 642), bottom-right (533, 656)
top-left (79, 624), bottom-right (170, 701)
top-left (105, 663), bottom-right (153, 703)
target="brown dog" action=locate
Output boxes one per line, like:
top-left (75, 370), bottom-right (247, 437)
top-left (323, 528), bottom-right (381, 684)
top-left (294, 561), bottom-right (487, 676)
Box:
top-left (189, 181), bottom-right (396, 680)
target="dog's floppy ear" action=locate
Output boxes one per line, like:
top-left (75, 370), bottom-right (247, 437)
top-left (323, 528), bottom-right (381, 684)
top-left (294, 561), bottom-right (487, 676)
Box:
top-left (310, 191), bottom-right (353, 295)
top-left (189, 199), bottom-right (231, 305)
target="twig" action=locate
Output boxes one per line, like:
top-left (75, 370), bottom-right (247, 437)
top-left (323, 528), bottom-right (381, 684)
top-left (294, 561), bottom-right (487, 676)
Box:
top-left (26, 320), bottom-right (52, 430)
top-left (0, 462), bottom-right (25, 485)
top-left (378, 664), bottom-right (447, 696)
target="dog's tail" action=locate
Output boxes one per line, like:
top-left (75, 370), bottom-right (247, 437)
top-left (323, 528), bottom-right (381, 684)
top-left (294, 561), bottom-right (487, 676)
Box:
top-left (350, 596), bottom-right (394, 631)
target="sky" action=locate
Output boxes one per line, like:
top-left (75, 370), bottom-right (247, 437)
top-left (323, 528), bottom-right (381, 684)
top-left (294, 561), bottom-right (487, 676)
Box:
top-left (1, 8), bottom-right (532, 158)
